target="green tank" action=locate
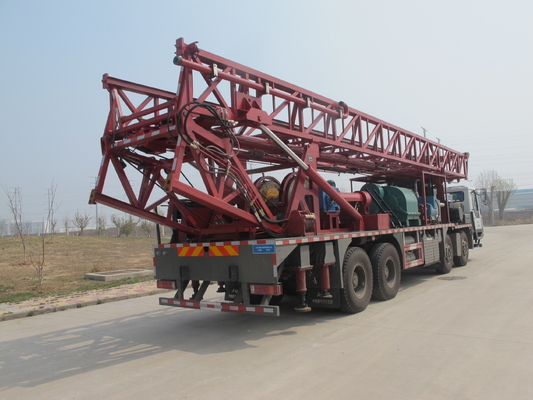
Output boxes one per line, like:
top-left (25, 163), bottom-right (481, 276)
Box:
top-left (362, 183), bottom-right (421, 227)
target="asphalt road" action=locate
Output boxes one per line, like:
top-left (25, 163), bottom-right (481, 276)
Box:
top-left (1, 225), bottom-right (532, 400)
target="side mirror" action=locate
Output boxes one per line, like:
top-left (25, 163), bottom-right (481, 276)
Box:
top-left (477, 189), bottom-right (488, 206)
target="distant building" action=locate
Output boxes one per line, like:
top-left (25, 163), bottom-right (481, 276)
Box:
top-left (0, 219), bottom-right (49, 236)
top-left (0, 219), bottom-right (13, 236)
top-left (26, 220), bottom-right (45, 235)
top-left (506, 189), bottom-right (533, 210)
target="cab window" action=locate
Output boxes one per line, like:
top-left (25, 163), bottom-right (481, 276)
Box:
top-left (449, 192), bottom-right (464, 202)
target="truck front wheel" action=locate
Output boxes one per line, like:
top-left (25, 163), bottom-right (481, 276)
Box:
top-left (370, 243), bottom-right (401, 301)
top-left (436, 234), bottom-right (453, 274)
top-left (453, 231), bottom-right (469, 267)
top-left (339, 247), bottom-right (373, 314)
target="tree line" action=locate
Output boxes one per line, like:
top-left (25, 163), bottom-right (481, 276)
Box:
top-left (475, 170), bottom-right (517, 225)
top-left (71, 211), bottom-right (155, 237)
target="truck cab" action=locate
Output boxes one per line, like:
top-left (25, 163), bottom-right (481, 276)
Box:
top-left (448, 185), bottom-right (484, 246)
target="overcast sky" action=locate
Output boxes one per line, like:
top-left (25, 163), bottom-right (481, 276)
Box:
top-left (1, 0), bottom-right (532, 224)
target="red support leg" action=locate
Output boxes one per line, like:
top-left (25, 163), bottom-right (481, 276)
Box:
top-left (318, 263), bottom-right (333, 299)
top-left (294, 269), bottom-right (311, 312)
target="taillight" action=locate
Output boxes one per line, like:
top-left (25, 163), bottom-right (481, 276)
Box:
top-left (249, 284), bottom-right (282, 296)
top-left (157, 280), bottom-right (177, 290)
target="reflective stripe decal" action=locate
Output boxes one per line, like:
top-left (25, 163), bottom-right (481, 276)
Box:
top-left (209, 245), bottom-right (239, 256)
top-left (177, 247), bottom-right (204, 257)
top-left (156, 223), bottom-right (470, 249)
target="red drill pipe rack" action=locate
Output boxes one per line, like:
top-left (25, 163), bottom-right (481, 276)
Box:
top-left (90, 38), bottom-right (468, 241)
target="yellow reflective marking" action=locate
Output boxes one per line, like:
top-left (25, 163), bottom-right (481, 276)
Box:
top-left (210, 246), bottom-right (223, 256)
top-left (225, 245), bottom-right (238, 256)
top-left (191, 247), bottom-right (203, 257)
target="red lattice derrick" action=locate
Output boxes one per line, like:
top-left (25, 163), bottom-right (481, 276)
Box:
top-left (93, 76), bottom-right (287, 239)
top-left (98, 41), bottom-right (468, 182)
top-left (173, 38), bottom-right (468, 181)
top-left (100, 75), bottom-right (176, 148)
top-left (91, 38), bottom-right (470, 241)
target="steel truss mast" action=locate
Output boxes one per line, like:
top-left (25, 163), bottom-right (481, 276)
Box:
top-left (90, 38), bottom-right (468, 241)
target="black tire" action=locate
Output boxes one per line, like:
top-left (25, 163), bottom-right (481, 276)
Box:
top-left (370, 243), bottom-right (401, 301)
top-left (436, 234), bottom-right (453, 274)
top-left (453, 231), bottom-right (469, 267)
top-left (339, 247), bottom-right (373, 314)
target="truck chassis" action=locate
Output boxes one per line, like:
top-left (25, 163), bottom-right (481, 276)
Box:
top-left (156, 223), bottom-right (475, 316)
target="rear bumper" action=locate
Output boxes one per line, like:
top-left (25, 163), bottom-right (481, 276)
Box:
top-left (159, 297), bottom-right (280, 316)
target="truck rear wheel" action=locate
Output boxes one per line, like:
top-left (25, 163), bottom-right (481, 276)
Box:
top-left (339, 247), bottom-right (373, 314)
top-left (370, 243), bottom-right (401, 301)
top-left (436, 234), bottom-right (453, 274)
top-left (453, 231), bottom-right (469, 266)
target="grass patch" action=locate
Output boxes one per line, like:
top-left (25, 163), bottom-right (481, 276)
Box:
top-left (0, 277), bottom-right (153, 304)
top-left (0, 235), bottom-right (159, 304)
top-left (2, 291), bottom-right (48, 304)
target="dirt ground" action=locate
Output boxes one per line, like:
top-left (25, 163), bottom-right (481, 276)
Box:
top-left (2, 217), bottom-right (531, 303)
top-left (0, 235), bottom-right (158, 303)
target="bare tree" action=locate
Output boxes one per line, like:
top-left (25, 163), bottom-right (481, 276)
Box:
top-left (139, 219), bottom-right (154, 238)
top-left (111, 214), bottom-right (138, 237)
top-left (72, 211), bottom-right (92, 236)
top-left (495, 178), bottom-right (517, 221)
top-left (31, 182), bottom-right (58, 285)
top-left (45, 183), bottom-right (58, 234)
top-left (476, 170), bottom-right (498, 225)
top-left (2, 185), bottom-right (28, 262)
top-left (64, 215), bottom-right (70, 236)
top-left (476, 170), bottom-right (517, 224)
top-left (96, 213), bottom-right (107, 236)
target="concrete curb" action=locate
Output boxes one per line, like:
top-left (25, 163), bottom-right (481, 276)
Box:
top-left (0, 283), bottom-right (171, 322)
